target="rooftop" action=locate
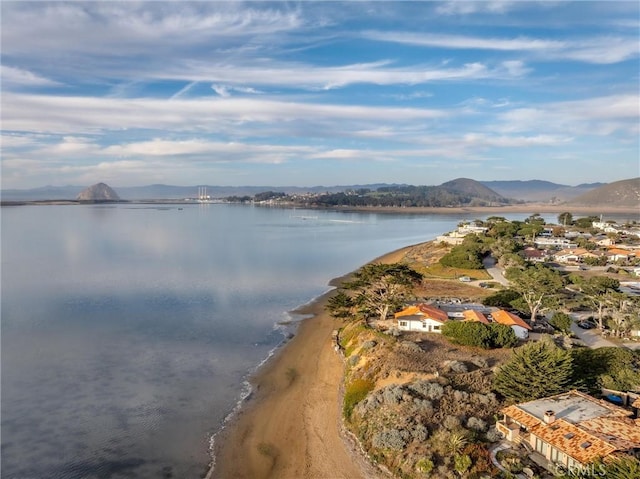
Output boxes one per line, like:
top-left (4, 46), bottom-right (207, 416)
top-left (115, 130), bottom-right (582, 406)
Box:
top-left (503, 390), bottom-right (640, 465)
top-left (519, 391), bottom-right (626, 424)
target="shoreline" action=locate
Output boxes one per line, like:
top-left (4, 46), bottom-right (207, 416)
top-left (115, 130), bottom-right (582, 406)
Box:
top-left (3, 200), bottom-right (639, 217)
top-left (210, 244), bottom-right (415, 479)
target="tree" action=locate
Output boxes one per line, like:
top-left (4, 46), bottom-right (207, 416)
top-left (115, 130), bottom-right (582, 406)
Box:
top-left (549, 312), bottom-right (572, 334)
top-left (482, 289), bottom-right (522, 308)
top-left (493, 340), bottom-right (574, 402)
top-left (579, 276), bottom-right (620, 329)
top-left (343, 263), bottom-right (423, 321)
top-left (557, 212), bottom-right (573, 226)
top-left (574, 216), bottom-right (599, 229)
top-left (571, 347), bottom-right (640, 393)
top-left (439, 236), bottom-right (486, 269)
top-left (606, 294), bottom-right (639, 338)
top-left (325, 291), bottom-right (355, 320)
top-left (517, 222), bottom-right (544, 243)
top-left (505, 263), bottom-right (564, 323)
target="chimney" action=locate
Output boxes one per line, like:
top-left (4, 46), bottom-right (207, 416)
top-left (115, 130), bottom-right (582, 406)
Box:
top-left (543, 410), bottom-right (556, 424)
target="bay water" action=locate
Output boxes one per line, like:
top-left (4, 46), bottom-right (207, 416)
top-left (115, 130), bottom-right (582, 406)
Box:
top-left (2, 204), bottom-right (544, 478)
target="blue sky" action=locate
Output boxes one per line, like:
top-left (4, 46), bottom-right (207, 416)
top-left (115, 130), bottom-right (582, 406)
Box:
top-left (1, 1), bottom-right (639, 189)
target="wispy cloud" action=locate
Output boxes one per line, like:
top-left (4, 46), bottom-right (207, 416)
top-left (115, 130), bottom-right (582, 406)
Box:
top-left (2, 93), bottom-right (446, 135)
top-left (1, 65), bottom-right (61, 87)
top-left (1, 1), bottom-right (637, 188)
top-left (362, 31), bottom-right (639, 64)
top-left (435, 1), bottom-right (516, 16)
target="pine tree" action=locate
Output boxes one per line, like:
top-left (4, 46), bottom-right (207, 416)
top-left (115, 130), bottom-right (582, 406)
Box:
top-left (493, 339), bottom-right (573, 402)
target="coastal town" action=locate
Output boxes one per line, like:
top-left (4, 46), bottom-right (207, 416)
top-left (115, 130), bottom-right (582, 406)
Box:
top-left (326, 213), bottom-right (640, 478)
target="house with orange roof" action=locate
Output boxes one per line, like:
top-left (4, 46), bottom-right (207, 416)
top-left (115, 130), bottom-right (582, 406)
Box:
top-left (497, 390), bottom-right (640, 471)
top-left (462, 309), bottom-right (489, 325)
top-left (490, 309), bottom-right (532, 339)
top-left (394, 303), bottom-right (448, 333)
top-left (606, 247), bottom-right (634, 263)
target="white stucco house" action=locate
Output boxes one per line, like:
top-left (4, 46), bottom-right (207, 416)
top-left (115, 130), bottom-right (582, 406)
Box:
top-left (394, 303), bottom-right (449, 333)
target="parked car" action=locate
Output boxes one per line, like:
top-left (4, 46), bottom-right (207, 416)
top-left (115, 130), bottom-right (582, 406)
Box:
top-left (577, 321), bottom-right (595, 329)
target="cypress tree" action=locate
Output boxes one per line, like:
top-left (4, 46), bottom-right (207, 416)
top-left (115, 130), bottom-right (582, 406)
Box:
top-left (493, 340), bottom-right (573, 402)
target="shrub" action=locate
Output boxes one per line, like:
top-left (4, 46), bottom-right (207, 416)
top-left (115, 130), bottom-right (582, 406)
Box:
top-left (372, 428), bottom-right (409, 450)
top-left (399, 340), bottom-right (423, 353)
top-left (443, 415), bottom-right (461, 430)
top-left (454, 454), bottom-right (472, 474)
top-left (415, 457), bottom-right (434, 474)
top-left (485, 427), bottom-right (502, 442)
top-left (362, 340), bottom-right (377, 349)
top-left (412, 424), bottom-right (429, 442)
top-left (409, 380), bottom-right (444, 400)
top-left (467, 416), bottom-right (488, 432)
top-left (442, 360), bottom-right (469, 373)
top-left (343, 378), bottom-right (375, 420)
top-left (382, 385), bottom-right (405, 406)
top-left (441, 321), bottom-right (492, 348)
top-left (488, 323), bottom-right (519, 348)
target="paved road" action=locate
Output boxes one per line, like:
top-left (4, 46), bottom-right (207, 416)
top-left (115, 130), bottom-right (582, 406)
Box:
top-left (569, 320), bottom-right (618, 349)
top-left (570, 320), bottom-right (640, 350)
top-left (482, 256), bottom-right (510, 286)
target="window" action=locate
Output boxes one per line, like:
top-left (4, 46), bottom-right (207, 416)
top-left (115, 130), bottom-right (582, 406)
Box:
top-left (400, 321), bottom-right (408, 327)
top-left (433, 325), bottom-right (441, 331)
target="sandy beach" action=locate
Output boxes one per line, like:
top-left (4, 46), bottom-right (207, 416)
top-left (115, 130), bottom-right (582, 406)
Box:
top-left (212, 246), bottom-right (412, 479)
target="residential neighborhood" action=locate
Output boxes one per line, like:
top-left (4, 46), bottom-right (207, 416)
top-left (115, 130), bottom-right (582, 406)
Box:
top-left (328, 212), bottom-right (640, 478)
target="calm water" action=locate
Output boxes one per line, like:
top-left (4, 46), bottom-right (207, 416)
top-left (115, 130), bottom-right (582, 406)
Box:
top-left (1, 204), bottom-right (554, 478)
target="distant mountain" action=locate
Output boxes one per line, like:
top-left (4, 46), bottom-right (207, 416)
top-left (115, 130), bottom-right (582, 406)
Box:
top-left (564, 178), bottom-right (640, 208)
top-left (480, 180), bottom-right (604, 202)
top-left (2, 183), bottom-right (398, 201)
top-left (76, 183), bottom-right (121, 202)
top-left (439, 178), bottom-right (504, 201)
top-left (0, 179), bottom-right (622, 204)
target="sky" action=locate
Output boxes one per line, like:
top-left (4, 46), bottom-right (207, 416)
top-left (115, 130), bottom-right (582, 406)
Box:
top-left (1, 1), bottom-right (639, 189)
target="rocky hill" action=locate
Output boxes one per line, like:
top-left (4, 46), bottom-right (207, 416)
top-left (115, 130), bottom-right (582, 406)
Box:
top-left (480, 180), bottom-right (603, 202)
top-left (76, 183), bottom-right (121, 202)
top-left (439, 178), bottom-right (504, 201)
top-left (565, 177), bottom-right (640, 208)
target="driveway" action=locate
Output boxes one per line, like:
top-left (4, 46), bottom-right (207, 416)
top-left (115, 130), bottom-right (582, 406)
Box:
top-left (569, 315), bottom-right (618, 349)
top-left (482, 256), bottom-right (510, 286)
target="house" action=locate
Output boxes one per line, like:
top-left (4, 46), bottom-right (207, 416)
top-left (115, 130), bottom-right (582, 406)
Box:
top-left (534, 237), bottom-right (577, 249)
top-left (522, 247), bottom-right (547, 263)
top-left (497, 390), bottom-right (640, 471)
top-left (554, 248), bottom-right (590, 263)
top-left (490, 309), bottom-right (532, 339)
top-left (395, 303), bottom-right (449, 333)
top-left (436, 223), bottom-right (488, 245)
top-left (462, 309), bottom-right (490, 324)
top-left (606, 247), bottom-right (634, 263)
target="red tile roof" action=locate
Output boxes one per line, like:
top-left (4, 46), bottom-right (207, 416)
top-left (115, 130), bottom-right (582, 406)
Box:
top-left (394, 303), bottom-right (448, 322)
